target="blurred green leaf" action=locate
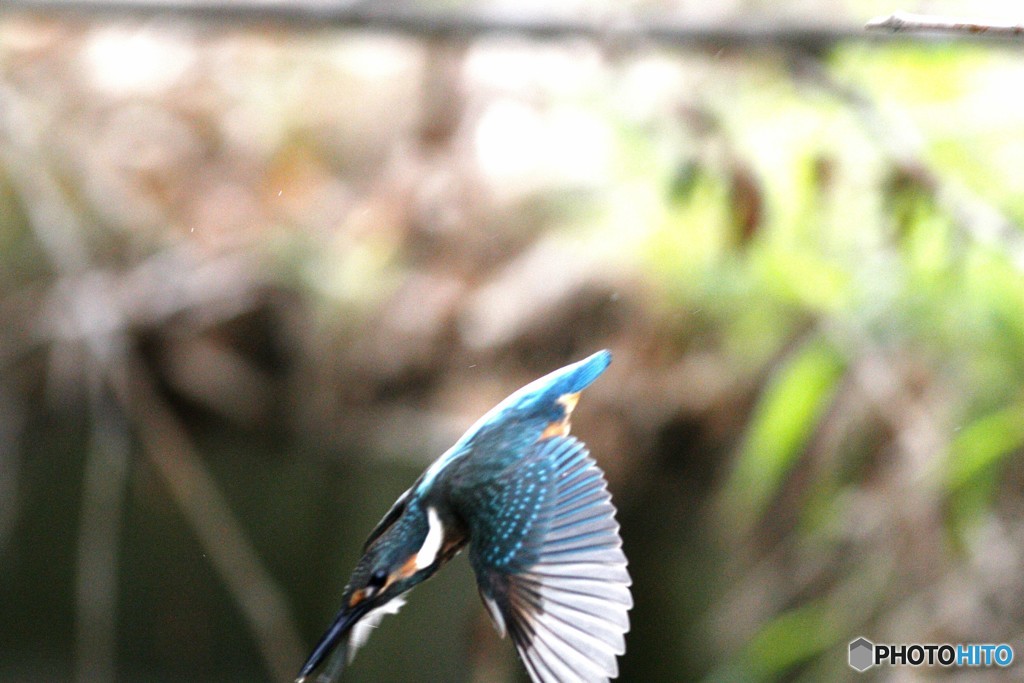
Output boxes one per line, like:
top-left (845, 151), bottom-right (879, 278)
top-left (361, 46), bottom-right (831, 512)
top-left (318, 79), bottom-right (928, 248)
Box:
top-left (724, 337), bottom-right (845, 527)
top-left (947, 402), bottom-right (1024, 490)
top-left (756, 250), bottom-right (851, 313)
top-left (744, 600), bottom-right (837, 678)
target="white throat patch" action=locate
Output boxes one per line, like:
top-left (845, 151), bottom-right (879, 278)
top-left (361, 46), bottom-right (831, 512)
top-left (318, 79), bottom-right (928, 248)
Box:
top-left (347, 595), bottom-right (407, 664)
top-left (415, 507), bottom-right (444, 570)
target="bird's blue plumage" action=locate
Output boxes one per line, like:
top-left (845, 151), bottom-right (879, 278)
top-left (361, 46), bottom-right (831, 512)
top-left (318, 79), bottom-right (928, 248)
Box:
top-left (297, 350), bottom-right (629, 683)
top-left (457, 435), bottom-right (630, 682)
top-left (417, 349), bottom-right (612, 493)
top-left (455, 446), bottom-right (555, 570)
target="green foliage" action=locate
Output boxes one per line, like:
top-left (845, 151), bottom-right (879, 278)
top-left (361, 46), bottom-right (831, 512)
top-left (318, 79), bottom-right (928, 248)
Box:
top-left (627, 40), bottom-right (1024, 682)
top-left (725, 338), bottom-right (846, 529)
top-left (743, 600), bottom-right (839, 678)
top-left (947, 402), bottom-right (1024, 491)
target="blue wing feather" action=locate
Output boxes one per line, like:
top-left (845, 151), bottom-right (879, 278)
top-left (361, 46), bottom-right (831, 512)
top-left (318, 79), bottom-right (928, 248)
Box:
top-left (459, 436), bottom-right (631, 683)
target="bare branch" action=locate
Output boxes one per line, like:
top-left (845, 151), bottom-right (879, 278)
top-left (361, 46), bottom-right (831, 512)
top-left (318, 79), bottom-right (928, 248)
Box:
top-left (114, 352), bottom-right (305, 682)
top-left (75, 364), bottom-right (131, 683)
top-left (0, 384), bottom-right (25, 556)
top-left (1, 0), bottom-right (904, 50)
top-left (867, 11), bottom-right (1024, 39)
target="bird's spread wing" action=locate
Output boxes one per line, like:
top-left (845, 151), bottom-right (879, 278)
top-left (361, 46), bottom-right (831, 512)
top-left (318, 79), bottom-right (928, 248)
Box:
top-left (460, 436), bottom-right (632, 683)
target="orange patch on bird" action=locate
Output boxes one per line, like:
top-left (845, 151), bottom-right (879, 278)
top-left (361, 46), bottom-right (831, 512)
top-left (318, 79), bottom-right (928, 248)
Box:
top-left (539, 392), bottom-right (581, 441)
top-left (348, 589), bottom-right (365, 607)
top-left (540, 420), bottom-right (570, 440)
top-left (396, 554), bottom-right (419, 580)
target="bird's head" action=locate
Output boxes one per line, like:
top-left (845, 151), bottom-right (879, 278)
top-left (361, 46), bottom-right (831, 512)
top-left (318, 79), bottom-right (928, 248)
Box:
top-left (296, 500), bottom-right (461, 681)
top-left (343, 502), bottom-right (445, 611)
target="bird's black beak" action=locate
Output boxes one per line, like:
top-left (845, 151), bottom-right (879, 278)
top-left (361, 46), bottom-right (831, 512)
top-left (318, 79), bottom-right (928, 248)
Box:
top-left (295, 603), bottom-right (367, 683)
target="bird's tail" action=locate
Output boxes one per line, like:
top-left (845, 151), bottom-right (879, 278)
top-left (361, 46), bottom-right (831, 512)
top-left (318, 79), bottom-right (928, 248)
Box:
top-left (515, 349), bottom-right (612, 402)
top-left (561, 349), bottom-right (612, 393)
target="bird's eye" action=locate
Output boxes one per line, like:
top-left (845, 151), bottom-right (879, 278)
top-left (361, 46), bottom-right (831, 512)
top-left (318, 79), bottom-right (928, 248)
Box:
top-left (366, 569), bottom-right (388, 594)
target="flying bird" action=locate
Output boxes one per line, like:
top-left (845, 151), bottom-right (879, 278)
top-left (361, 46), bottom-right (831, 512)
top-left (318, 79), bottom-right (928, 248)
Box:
top-left (297, 350), bottom-right (631, 682)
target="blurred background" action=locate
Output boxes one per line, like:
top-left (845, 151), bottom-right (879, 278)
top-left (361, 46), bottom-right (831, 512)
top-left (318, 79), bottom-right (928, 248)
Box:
top-left (1, 0), bottom-right (1023, 680)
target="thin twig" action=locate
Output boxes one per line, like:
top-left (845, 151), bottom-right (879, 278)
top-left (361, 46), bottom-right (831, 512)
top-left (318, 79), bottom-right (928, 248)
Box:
top-left (867, 11), bottom-right (1024, 38)
top-left (75, 362), bottom-right (131, 683)
top-left (0, 84), bottom-right (90, 275)
top-left (0, 382), bottom-right (25, 555)
top-left (115, 351), bottom-right (304, 682)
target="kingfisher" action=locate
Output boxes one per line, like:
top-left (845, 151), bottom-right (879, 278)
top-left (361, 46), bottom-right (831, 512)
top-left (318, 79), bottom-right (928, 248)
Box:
top-left (296, 350), bottom-right (631, 683)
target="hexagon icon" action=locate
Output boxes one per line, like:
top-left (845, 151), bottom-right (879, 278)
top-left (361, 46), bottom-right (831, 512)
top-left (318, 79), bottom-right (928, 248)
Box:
top-left (849, 637), bottom-right (875, 672)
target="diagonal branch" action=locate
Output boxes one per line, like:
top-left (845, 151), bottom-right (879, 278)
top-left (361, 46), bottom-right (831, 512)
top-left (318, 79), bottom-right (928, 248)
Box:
top-left (112, 351), bottom-right (304, 682)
